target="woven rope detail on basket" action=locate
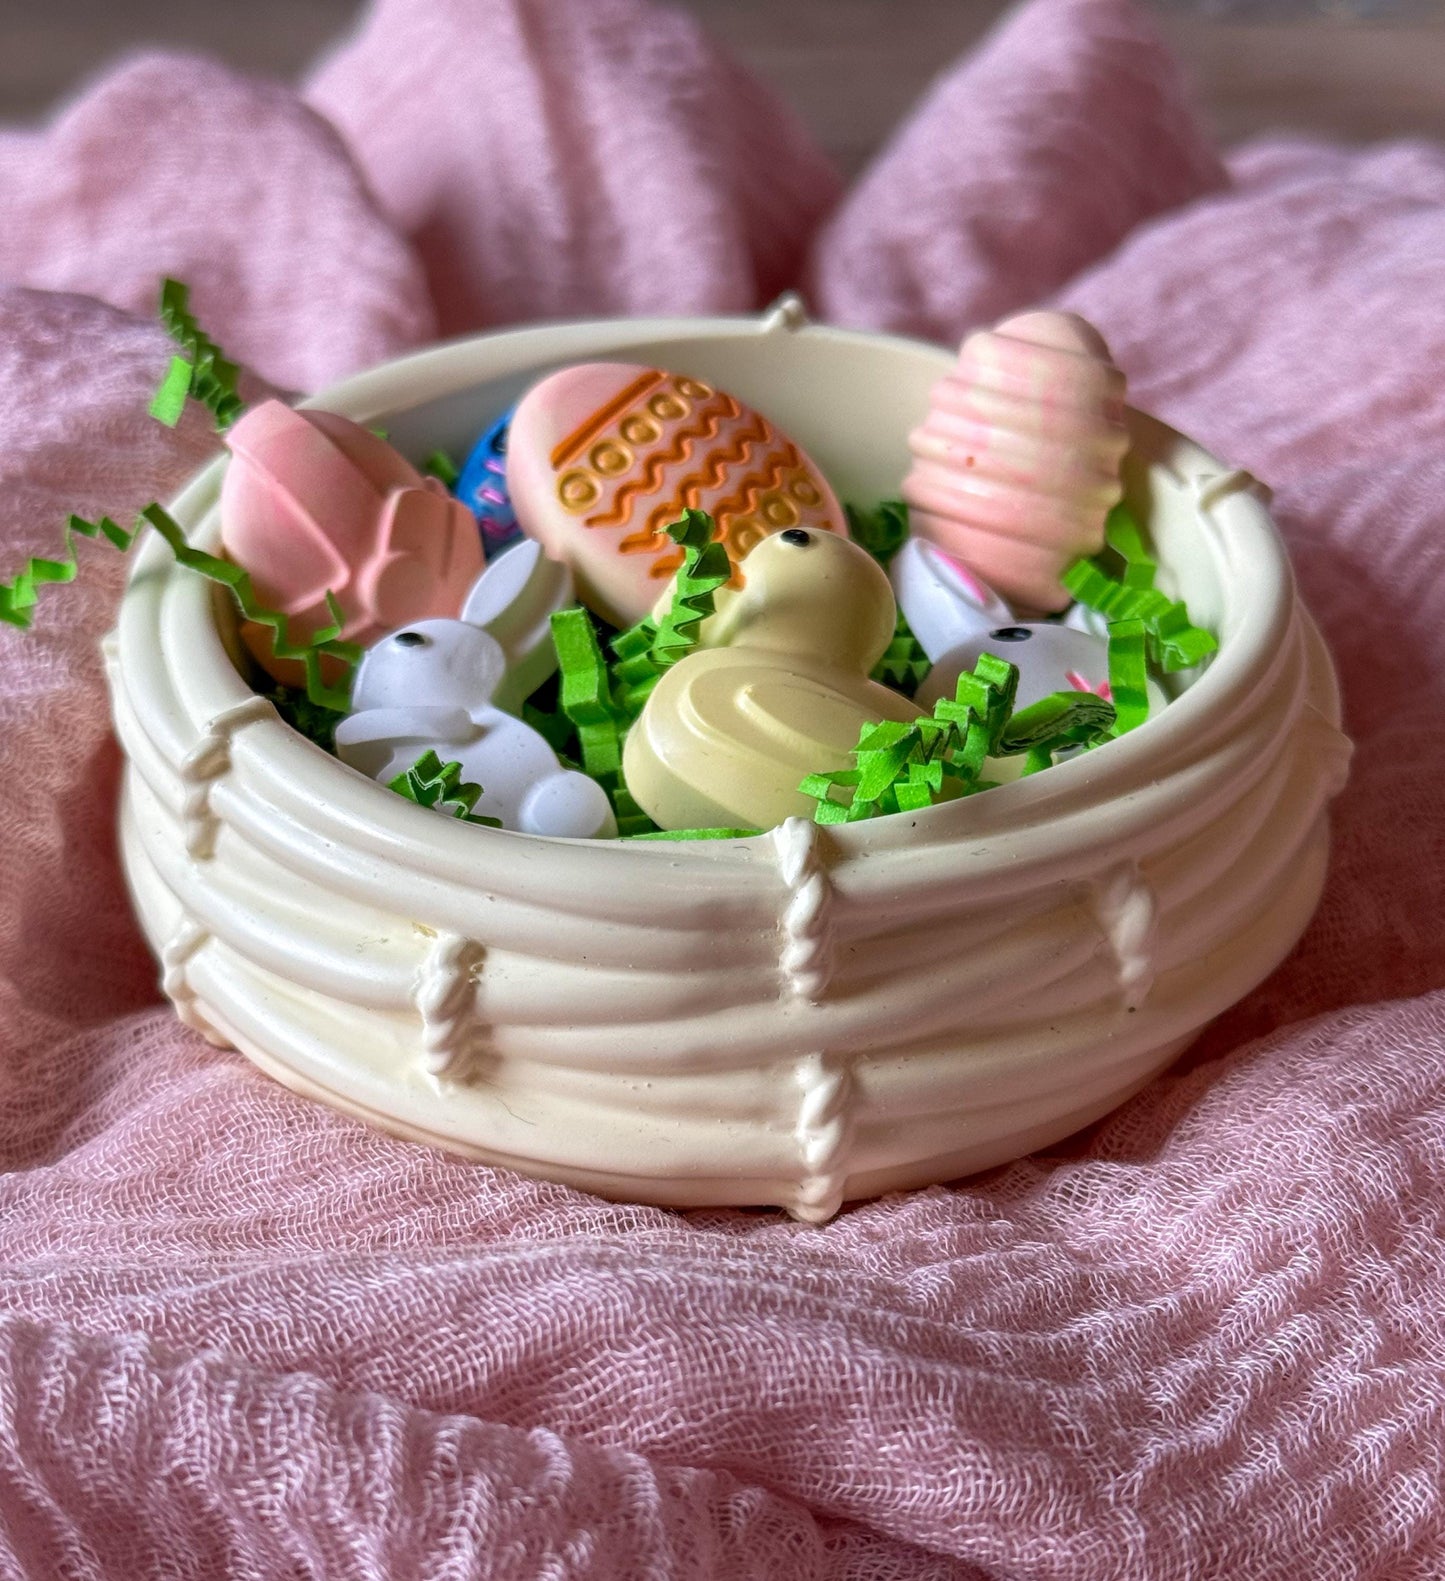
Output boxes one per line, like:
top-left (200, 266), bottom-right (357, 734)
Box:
top-left (793, 1052), bottom-right (855, 1224)
top-left (772, 817), bottom-right (834, 1004)
top-left (177, 696), bottom-right (274, 860)
top-left (414, 933), bottom-right (488, 1079)
top-left (773, 818), bottom-right (851, 1218)
top-left (1091, 860), bottom-right (1158, 1012)
top-left (159, 917), bottom-right (229, 1047)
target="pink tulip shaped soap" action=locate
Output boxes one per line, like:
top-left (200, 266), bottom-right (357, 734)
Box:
top-left (221, 400), bottom-right (483, 681)
top-left (902, 310), bottom-right (1129, 613)
top-left (505, 362), bottom-right (846, 627)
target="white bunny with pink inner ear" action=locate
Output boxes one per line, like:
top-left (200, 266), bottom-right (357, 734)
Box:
top-left (914, 619), bottom-right (1168, 718)
top-left (334, 541), bottom-right (616, 838)
top-left (889, 536), bottom-right (1012, 663)
top-left (889, 537), bottom-right (1169, 720)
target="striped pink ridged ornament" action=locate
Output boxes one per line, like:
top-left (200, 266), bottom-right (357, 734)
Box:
top-left (901, 310), bottom-right (1129, 612)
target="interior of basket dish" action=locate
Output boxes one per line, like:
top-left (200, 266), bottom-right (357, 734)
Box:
top-left (201, 320), bottom-right (1230, 767)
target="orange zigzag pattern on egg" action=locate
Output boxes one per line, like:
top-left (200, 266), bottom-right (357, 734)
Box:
top-left (585, 393), bottom-right (742, 530)
top-left (639, 413), bottom-right (774, 540)
top-left (707, 442), bottom-right (806, 530)
top-left (628, 440), bottom-right (804, 576)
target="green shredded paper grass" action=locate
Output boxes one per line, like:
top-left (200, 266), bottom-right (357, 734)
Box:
top-left (150, 278), bottom-right (244, 431)
top-left (388, 749), bottom-right (499, 826)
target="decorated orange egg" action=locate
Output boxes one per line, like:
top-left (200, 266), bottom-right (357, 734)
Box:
top-left (505, 362), bottom-right (846, 626)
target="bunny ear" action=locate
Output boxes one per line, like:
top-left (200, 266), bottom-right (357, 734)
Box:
top-left (889, 536), bottom-right (1012, 662)
top-left (459, 537), bottom-right (575, 713)
top-left (461, 537), bottom-right (568, 633)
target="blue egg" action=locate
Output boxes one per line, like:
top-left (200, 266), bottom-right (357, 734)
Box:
top-left (456, 408), bottom-right (524, 560)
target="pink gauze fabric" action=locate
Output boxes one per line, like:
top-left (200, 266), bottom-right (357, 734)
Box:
top-left (1, 0), bottom-right (1443, 1576)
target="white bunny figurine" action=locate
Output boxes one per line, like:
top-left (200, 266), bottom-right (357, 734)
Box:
top-left (459, 536), bottom-right (574, 713)
top-left (914, 619), bottom-right (1167, 715)
top-left (889, 537), bottom-right (1012, 663)
top-left (334, 542), bottom-right (616, 838)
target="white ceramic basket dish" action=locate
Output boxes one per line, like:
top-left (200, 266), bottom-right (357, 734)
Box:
top-left (106, 304), bottom-right (1352, 1222)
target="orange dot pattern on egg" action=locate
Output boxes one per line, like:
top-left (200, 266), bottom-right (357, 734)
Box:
top-left (549, 371), bottom-right (837, 583)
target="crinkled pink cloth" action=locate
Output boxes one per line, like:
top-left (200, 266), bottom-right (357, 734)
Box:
top-left (1, 0), bottom-right (1443, 1574)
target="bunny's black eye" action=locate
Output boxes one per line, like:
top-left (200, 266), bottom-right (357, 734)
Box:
top-left (779, 529), bottom-right (812, 547)
top-left (394, 631), bottom-right (429, 648)
top-left (989, 626), bottom-right (1033, 642)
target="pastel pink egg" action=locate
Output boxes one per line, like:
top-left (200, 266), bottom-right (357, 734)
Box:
top-left (505, 362), bottom-right (845, 627)
top-left (902, 311), bottom-right (1129, 613)
top-left (221, 400), bottom-right (483, 683)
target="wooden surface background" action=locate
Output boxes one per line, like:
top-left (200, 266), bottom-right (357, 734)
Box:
top-left (3, 0), bottom-right (1444, 173)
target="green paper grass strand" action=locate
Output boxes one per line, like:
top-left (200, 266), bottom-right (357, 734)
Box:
top-left (801, 652), bottom-right (1023, 824)
top-left (996, 690), bottom-right (1117, 773)
top-left (609, 509), bottom-right (730, 717)
top-left (1103, 502), bottom-right (1158, 589)
top-left (551, 606), bottom-right (626, 787)
top-left (608, 617), bottom-right (661, 716)
top-left (610, 785), bottom-right (659, 838)
top-left (649, 509), bottom-right (731, 670)
top-left (552, 514), bottom-right (739, 830)
top-left (521, 698), bottom-right (576, 758)
top-left (548, 611), bottom-right (657, 830)
top-left (0, 511), bottom-right (136, 628)
top-left (603, 787), bottom-right (657, 841)
top-left (388, 749), bottom-right (500, 826)
top-left (799, 652), bottom-right (1126, 822)
top-left (845, 499), bottom-right (910, 568)
top-left (421, 450), bottom-right (461, 488)
top-left (1062, 554), bottom-right (1217, 673)
top-left (870, 610), bottom-right (931, 696)
top-left (150, 278), bottom-right (244, 430)
top-left (0, 502), bottom-right (359, 713)
top-left (148, 356), bottom-right (194, 428)
top-left (930, 651), bottom-right (1019, 782)
top-left (554, 511), bottom-right (734, 832)
top-left (138, 503), bottom-right (361, 712)
top-left (1104, 617), bottom-right (1150, 736)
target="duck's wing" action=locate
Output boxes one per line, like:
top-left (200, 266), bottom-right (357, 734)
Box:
top-left (681, 668), bottom-right (873, 782)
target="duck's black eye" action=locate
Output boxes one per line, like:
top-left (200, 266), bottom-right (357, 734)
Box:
top-left (989, 626), bottom-right (1033, 642)
top-left (394, 631), bottom-right (429, 648)
top-left (779, 529), bottom-right (813, 547)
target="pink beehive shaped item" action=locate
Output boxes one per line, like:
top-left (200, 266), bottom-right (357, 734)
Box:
top-left (221, 400), bottom-right (483, 682)
top-left (902, 310), bottom-right (1129, 612)
top-left (505, 362), bottom-right (846, 627)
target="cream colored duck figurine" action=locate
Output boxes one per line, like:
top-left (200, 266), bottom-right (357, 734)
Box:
top-left (624, 529), bottom-right (921, 831)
